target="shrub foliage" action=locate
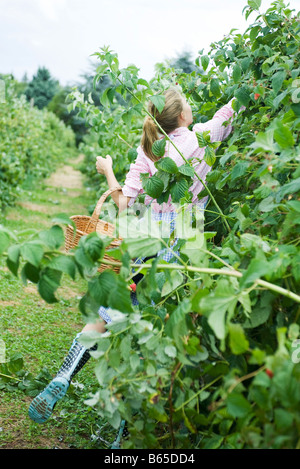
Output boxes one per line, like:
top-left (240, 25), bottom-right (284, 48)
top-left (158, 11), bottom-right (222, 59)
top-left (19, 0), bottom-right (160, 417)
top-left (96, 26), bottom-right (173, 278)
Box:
top-left (0, 76), bottom-right (76, 209)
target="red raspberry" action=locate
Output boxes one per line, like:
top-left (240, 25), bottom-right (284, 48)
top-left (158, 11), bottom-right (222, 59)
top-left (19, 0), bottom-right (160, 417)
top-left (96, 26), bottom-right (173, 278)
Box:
top-left (130, 283), bottom-right (136, 292)
top-left (265, 369), bottom-right (274, 378)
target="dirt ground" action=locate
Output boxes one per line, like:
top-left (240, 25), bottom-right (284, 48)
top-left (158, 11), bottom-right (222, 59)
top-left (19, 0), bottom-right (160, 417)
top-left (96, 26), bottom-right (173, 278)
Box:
top-left (46, 154), bottom-right (84, 190)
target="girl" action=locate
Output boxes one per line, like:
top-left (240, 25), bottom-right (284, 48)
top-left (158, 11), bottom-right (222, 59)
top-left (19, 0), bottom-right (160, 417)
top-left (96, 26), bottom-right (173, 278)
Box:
top-left (28, 88), bottom-right (237, 424)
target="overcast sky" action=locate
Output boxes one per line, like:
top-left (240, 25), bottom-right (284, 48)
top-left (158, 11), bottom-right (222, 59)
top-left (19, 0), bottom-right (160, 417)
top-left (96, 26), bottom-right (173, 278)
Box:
top-left (1, 0), bottom-right (300, 86)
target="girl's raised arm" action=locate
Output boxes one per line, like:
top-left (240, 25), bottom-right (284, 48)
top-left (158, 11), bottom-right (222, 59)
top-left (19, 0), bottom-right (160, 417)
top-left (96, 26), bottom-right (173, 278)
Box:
top-left (192, 98), bottom-right (237, 143)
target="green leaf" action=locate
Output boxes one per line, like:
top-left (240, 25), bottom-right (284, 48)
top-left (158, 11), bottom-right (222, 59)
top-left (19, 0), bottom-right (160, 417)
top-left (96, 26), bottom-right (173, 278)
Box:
top-left (247, 0), bottom-right (261, 10)
top-left (161, 270), bottom-right (184, 297)
top-left (240, 258), bottom-right (270, 288)
top-left (234, 86), bottom-right (251, 107)
top-left (6, 245), bottom-right (21, 276)
top-left (165, 299), bottom-right (190, 340)
top-left (156, 171), bottom-right (171, 191)
top-left (204, 146), bottom-right (216, 166)
top-left (39, 225), bottom-right (65, 250)
top-left (51, 213), bottom-right (75, 229)
top-left (96, 64), bottom-right (108, 76)
top-left (210, 78), bottom-right (221, 98)
top-left (155, 156), bottom-right (178, 173)
top-left (95, 359), bottom-right (108, 386)
top-left (207, 309), bottom-right (228, 341)
top-left (38, 269), bottom-right (62, 303)
top-left (122, 109), bottom-right (133, 126)
top-left (126, 237), bottom-right (162, 258)
top-left (200, 282), bottom-right (238, 339)
top-left (195, 131), bottom-right (209, 148)
top-left (130, 353), bottom-right (141, 372)
top-left (251, 130), bottom-right (276, 152)
top-left (8, 354), bottom-right (24, 373)
top-left (203, 435), bottom-right (224, 449)
top-left (82, 233), bottom-right (105, 262)
top-left (231, 162), bottom-right (249, 181)
top-left (292, 255), bottom-right (300, 282)
top-left (142, 175), bottom-right (164, 199)
top-left (164, 345), bottom-right (177, 358)
top-left (21, 242), bottom-right (44, 268)
top-left (128, 148), bottom-right (138, 163)
top-left (100, 87), bottom-right (110, 107)
top-left (258, 195), bottom-right (278, 212)
top-left (170, 178), bottom-right (189, 202)
top-left (232, 64), bottom-right (242, 84)
top-left (243, 292), bottom-right (273, 329)
top-left (137, 78), bottom-right (150, 88)
top-left (119, 335), bottom-right (132, 360)
top-left (48, 255), bottom-right (76, 280)
top-left (149, 94), bottom-right (165, 114)
top-left (250, 25), bottom-right (261, 42)
top-left (272, 70), bottom-right (286, 94)
top-left (275, 177), bottom-right (300, 203)
top-left (228, 323), bottom-right (249, 354)
top-left (272, 89), bottom-right (289, 109)
top-left (226, 392), bottom-right (252, 418)
top-left (87, 269), bottom-right (115, 307)
top-left (108, 276), bottom-right (133, 313)
top-left (291, 103), bottom-right (300, 116)
top-left (21, 262), bottom-right (40, 284)
top-left (178, 164), bottom-right (195, 177)
top-left (181, 231), bottom-right (206, 266)
top-left (241, 57), bottom-right (251, 72)
top-left (201, 55), bottom-right (210, 71)
top-left (274, 408), bottom-right (294, 431)
top-left (273, 121), bottom-right (294, 148)
top-left (152, 138), bottom-right (167, 158)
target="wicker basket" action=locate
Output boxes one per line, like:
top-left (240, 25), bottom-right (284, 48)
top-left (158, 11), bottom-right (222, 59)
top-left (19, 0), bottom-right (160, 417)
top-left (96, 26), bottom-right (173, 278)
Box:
top-left (65, 186), bottom-right (122, 273)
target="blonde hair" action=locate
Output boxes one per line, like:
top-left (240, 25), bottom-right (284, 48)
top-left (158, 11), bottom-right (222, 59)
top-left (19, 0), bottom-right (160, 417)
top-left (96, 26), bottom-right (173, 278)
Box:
top-left (141, 89), bottom-right (183, 162)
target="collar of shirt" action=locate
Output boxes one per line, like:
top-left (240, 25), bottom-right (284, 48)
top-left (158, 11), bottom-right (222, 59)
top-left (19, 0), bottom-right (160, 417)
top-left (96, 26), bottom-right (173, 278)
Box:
top-left (157, 127), bottom-right (189, 140)
top-left (168, 127), bottom-right (189, 138)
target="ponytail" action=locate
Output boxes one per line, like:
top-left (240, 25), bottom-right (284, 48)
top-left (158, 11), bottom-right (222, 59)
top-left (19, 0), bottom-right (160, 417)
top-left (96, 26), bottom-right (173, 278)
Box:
top-left (141, 88), bottom-right (183, 162)
top-left (141, 116), bottom-right (159, 162)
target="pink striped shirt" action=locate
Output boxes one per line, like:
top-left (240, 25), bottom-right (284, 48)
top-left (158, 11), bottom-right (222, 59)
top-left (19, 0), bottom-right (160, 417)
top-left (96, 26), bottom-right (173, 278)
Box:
top-left (122, 99), bottom-right (236, 212)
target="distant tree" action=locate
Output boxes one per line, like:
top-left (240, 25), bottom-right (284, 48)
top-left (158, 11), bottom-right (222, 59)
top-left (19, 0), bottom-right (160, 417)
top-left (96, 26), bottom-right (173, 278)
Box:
top-left (25, 67), bottom-right (59, 109)
top-left (169, 50), bottom-right (200, 73)
top-left (48, 85), bottom-right (87, 146)
top-left (48, 61), bottom-right (127, 146)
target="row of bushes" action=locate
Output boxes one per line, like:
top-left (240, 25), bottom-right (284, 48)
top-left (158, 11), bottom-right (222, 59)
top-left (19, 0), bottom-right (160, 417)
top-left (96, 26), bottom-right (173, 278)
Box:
top-left (0, 76), bottom-right (77, 209)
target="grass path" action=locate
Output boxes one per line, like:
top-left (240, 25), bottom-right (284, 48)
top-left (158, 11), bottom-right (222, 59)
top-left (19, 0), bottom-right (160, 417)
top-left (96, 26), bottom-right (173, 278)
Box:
top-left (0, 155), bottom-right (110, 449)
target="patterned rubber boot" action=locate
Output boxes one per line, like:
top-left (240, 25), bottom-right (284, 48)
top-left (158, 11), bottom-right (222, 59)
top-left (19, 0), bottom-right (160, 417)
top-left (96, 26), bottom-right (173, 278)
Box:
top-left (111, 420), bottom-right (130, 449)
top-left (28, 333), bottom-right (95, 424)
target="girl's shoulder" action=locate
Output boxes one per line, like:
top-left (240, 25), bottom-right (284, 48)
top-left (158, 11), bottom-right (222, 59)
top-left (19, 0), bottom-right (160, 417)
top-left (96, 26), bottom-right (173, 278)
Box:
top-left (133, 145), bottom-right (155, 171)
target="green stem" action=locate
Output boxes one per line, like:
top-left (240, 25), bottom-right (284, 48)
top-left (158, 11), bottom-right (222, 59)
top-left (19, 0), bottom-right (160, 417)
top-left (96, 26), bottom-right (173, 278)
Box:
top-left (156, 277), bottom-right (202, 307)
top-left (0, 372), bottom-right (21, 382)
top-left (100, 258), bottom-right (300, 304)
top-left (175, 375), bottom-right (223, 412)
top-left (114, 132), bottom-right (133, 149)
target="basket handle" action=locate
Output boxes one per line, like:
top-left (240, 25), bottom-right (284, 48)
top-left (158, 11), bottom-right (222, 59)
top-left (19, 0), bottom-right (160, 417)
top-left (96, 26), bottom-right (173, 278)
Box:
top-left (87, 185), bottom-right (122, 231)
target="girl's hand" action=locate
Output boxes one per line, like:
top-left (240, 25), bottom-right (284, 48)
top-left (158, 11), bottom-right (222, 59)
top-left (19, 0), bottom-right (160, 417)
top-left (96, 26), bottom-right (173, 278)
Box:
top-left (96, 155), bottom-right (113, 175)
